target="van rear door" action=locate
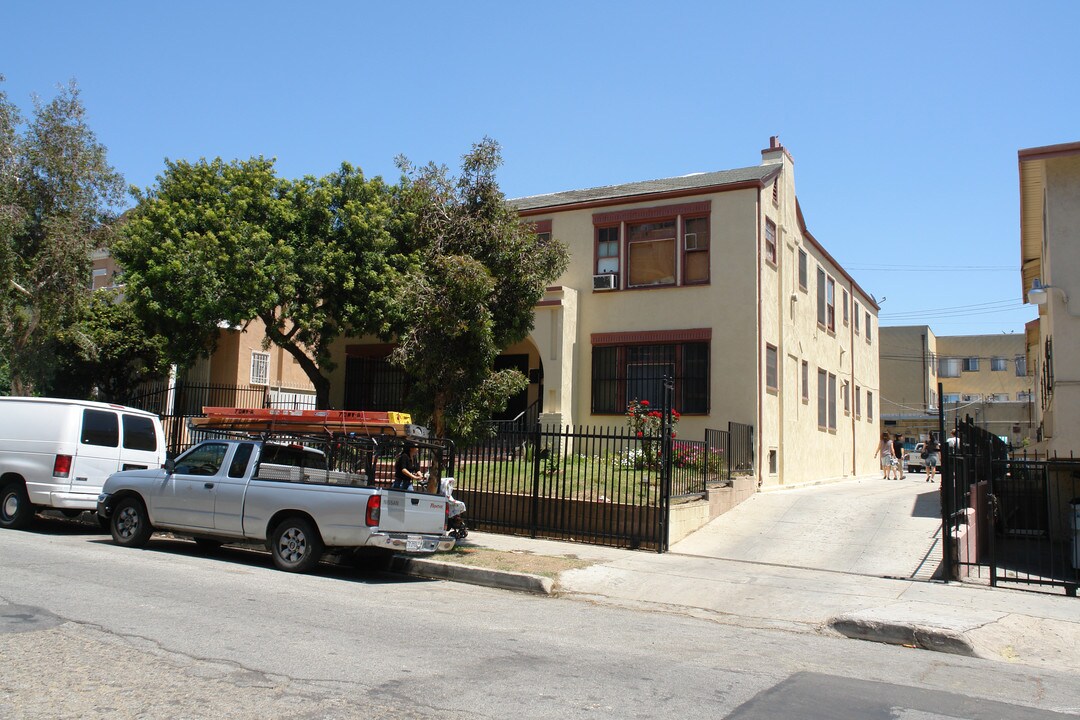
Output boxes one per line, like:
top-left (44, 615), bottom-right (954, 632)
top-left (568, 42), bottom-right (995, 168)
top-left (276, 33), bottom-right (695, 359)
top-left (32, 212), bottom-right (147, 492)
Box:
top-left (70, 408), bottom-right (123, 499)
top-left (120, 413), bottom-right (164, 472)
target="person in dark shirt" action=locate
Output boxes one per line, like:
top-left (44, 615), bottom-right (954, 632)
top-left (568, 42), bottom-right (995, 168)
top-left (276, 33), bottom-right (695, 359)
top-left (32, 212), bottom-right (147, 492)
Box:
top-left (392, 442), bottom-right (423, 490)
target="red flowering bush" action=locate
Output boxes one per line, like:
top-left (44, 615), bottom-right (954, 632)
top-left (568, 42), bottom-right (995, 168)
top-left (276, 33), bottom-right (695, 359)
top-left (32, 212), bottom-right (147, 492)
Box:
top-left (625, 398), bottom-right (680, 469)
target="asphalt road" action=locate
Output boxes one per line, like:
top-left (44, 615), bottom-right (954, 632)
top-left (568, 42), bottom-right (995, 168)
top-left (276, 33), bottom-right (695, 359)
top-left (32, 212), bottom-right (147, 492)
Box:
top-left (2, 516), bottom-right (1079, 720)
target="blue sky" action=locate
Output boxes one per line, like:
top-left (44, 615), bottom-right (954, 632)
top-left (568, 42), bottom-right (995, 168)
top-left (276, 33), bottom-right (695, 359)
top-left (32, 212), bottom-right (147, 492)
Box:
top-left (4, 1), bottom-right (1076, 336)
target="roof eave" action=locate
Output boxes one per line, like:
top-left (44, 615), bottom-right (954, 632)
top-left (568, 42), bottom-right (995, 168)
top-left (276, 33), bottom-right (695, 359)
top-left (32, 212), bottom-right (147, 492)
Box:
top-left (515, 167), bottom-right (781, 216)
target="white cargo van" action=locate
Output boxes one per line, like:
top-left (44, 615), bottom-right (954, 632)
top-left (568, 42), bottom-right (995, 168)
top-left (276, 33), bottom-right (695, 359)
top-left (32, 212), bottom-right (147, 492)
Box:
top-left (0, 397), bottom-right (166, 529)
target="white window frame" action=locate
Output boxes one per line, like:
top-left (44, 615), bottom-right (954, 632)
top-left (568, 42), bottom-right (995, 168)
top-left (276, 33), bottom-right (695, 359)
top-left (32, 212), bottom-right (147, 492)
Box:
top-left (250, 351), bottom-right (270, 386)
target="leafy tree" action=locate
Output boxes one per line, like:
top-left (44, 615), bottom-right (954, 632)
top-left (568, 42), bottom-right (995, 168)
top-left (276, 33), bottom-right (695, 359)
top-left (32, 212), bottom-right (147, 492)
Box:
top-left (392, 138), bottom-right (568, 447)
top-left (49, 292), bottom-right (171, 402)
top-left (115, 158), bottom-right (404, 409)
top-left (0, 78), bottom-right (125, 395)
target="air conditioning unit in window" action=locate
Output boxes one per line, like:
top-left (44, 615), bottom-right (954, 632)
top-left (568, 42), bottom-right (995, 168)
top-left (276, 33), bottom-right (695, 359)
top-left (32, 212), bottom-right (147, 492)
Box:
top-left (684, 232), bottom-right (699, 251)
top-left (593, 273), bottom-right (617, 291)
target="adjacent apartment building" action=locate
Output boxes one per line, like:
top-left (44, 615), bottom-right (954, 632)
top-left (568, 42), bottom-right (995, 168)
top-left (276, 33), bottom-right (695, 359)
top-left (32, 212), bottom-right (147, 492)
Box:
top-left (880, 327), bottom-right (1036, 446)
top-left (1019, 140), bottom-right (1080, 456)
top-left (90, 251), bottom-right (318, 409)
top-left (329, 138), bottom-right (881, 487)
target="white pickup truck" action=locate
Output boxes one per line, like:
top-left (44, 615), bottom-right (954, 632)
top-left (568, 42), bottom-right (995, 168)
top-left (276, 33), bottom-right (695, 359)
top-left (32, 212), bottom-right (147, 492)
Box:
top-left (96, 436), bottom-right (455, 572)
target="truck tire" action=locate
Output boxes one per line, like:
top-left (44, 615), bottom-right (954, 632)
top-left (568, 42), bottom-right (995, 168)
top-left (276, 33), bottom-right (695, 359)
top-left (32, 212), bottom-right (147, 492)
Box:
top-left (0, 480), bottom-right (34, 530)
top-left (270, 517), bottom-right (324, 573)
top-left (111, 496), bottom-right (153, 548)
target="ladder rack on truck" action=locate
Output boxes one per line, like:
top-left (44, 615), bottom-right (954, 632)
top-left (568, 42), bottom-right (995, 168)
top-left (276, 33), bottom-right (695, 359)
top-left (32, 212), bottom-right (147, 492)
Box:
top-left (190, 407), bottom-right (428, 439)
top-left (188, 407), bottom-right (456, 488)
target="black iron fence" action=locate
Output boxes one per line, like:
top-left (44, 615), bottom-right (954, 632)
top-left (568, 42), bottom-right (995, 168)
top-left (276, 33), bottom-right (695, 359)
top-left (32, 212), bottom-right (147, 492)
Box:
top-left (454, 424), bottom-right (670, 551)
top-left (455, 418), bottom-right (756, 551)
top-left (944, 413), bottom-right (1079, 596)
top-left (121, 381), bottom-right (316, 455)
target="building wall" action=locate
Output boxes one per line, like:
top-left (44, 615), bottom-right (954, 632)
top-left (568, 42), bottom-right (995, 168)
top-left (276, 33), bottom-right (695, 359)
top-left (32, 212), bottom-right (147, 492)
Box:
top-left (937, 334), bottom-right (1035, 445)
top-left (184, 319), bottom-right (316, 398)
top-left (1019, 145), bottom-right (1080, 456)
top-left (880, 327), bottom-right (1035, 447)
top-left (90, 249), bottom-right (122, 290)
top-left (525, 144), bottom-right (879, 486)
top-left (536, 185), bottom-right (761, 441)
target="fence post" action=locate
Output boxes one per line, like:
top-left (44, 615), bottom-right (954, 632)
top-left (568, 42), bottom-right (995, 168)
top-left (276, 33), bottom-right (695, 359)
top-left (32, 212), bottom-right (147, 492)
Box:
top-left (938, 381), bottom-right (954, 582)
top-left (530, 421), bottom-right (542, 539)
top-left (658, 376), bottom-right (674, 553)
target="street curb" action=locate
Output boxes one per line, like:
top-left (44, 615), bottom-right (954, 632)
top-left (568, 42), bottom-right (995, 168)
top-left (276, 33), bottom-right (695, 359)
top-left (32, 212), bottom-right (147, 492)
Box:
top-left (829, 616), bottom-right (976, 656)
top-left (390, 556), bottom-right (555, 595)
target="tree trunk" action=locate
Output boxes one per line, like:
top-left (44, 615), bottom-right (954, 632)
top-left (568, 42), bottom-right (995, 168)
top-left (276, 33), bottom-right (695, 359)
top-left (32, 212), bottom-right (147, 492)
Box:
top-left (260, 316), bottom-right (332, 409)
top-left (429, 393), bottom-right (447, 492)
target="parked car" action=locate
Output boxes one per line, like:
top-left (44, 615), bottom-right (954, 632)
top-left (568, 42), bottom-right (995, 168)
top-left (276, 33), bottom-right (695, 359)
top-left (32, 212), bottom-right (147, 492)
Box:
top-left (0, 397), bottom-right (165, 529)
top-left (904, 443), bottom-right (926, 473)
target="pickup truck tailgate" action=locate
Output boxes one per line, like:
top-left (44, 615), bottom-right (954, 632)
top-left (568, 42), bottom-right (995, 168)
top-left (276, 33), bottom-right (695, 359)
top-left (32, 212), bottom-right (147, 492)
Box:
top-left (380, 490), bottom-right (447, 534)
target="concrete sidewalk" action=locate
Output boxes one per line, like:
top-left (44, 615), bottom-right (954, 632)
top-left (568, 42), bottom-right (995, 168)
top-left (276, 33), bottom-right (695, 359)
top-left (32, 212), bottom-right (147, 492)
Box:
top-left (396, 470), bottom-right (1080, 674)
top-left (399, 531), bottom-right (1080, 673)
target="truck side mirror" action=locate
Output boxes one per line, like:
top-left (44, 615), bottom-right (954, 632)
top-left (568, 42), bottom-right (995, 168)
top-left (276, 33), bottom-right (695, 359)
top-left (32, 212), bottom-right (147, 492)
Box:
top-left (164, 458), bottom-right (175, 474)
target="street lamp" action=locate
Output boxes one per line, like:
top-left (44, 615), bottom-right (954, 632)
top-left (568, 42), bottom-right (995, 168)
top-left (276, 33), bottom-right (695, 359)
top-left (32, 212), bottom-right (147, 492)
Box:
top-left (1028, 278), bottom-right (1080, 316)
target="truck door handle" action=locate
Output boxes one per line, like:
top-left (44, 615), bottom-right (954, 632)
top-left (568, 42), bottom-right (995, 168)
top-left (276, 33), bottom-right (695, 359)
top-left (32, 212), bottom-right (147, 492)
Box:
top-left (204, 483), bottom-right (215, 489)
top-left (411, 498), bottom-right (419, 505)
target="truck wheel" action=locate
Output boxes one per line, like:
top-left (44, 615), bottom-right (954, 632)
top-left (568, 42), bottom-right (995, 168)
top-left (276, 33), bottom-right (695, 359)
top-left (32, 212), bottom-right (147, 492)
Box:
top-left (0, 480), bottom-right (34, 530)
top-left (270, 517), bottom-right (324, 573)
top-left (111, 497), bottom-right (153, 548)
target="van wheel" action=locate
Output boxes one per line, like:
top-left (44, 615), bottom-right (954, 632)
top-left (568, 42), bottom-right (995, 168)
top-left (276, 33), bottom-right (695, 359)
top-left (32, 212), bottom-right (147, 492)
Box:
top-left (0, 481), bottom-right (34, 530)
top-left (270, 517), bottom-right (324, 573)
top-left (111, 497), bottom-right (153, 548)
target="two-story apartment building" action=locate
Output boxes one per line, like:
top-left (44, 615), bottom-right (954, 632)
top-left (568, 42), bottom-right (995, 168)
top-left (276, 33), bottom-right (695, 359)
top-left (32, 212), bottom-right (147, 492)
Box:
top-left (329, 138), bottom-right (881, 487)
top-left (1019, 140), bottom-right (1080, 455)
top-left (880, 327), bottom-right (1036, 446)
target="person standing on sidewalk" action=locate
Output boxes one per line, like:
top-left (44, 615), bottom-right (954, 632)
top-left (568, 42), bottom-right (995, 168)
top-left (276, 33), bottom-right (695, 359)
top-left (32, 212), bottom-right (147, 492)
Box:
top-left (873, 432), bottom-right (895, 480)
top-left (894, 433), bottom-right (906, 480)
top-left (924, 434), bottom-right (941, 483)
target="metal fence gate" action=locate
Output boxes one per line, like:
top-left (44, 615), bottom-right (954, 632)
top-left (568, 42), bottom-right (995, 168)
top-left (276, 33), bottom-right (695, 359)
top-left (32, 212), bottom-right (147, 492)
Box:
top-left (943, 413), bottom-right (1079, 596)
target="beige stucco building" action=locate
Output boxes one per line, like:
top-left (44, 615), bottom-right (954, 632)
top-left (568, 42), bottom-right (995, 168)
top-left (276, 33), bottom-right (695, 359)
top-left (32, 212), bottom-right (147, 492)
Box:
top-left (1019, 140), bottom-right (1080, 456)
top-left (92, 247), bottom-right (318, 407)
top-left (330, 138), bottom-right (881, 487)
top-left (183, 318), bottom-right (318, 408)
top-left (880, 327), bottom-right (1035, 447)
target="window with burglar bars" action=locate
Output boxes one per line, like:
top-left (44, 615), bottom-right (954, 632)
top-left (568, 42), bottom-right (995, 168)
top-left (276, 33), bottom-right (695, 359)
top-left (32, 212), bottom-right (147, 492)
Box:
top-left (591, 342), bottom-right (708, 414)
top-left (250, 351), bottom-right (269, 386)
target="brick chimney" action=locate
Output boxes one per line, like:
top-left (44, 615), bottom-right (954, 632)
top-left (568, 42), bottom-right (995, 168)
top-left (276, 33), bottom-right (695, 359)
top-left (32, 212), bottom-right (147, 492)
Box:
top-left (761, 135), bottom-right (794, 165)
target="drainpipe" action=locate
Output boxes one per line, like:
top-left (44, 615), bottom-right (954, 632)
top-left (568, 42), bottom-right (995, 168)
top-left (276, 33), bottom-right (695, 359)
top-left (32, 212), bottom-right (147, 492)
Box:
top-left (756, 187), bottom-right (764, 487)
top-left (850, 282), bottom-right (856, 475)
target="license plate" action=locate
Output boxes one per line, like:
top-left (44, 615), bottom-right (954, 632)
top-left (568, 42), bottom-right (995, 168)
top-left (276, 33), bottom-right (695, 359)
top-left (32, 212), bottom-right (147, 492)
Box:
top-left (406, 536), bottom-right (423, 552)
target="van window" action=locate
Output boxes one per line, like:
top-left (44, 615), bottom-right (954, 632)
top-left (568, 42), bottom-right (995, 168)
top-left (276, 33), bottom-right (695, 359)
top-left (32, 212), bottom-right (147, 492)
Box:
top-left (81, 409), bottom-right (119, 447)
top-left (122, 414), bottom-right (158, 452)
top-left (229, 443), bottom-right (255, 478)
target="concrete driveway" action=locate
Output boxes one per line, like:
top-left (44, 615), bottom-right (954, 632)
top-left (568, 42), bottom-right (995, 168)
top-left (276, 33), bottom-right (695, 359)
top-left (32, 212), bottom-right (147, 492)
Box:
top-left (671, 475), bottom-right (944, 580)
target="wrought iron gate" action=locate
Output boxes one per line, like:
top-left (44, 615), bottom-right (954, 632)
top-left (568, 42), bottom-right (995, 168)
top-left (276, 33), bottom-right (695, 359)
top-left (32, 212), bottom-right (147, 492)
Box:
top-left (942, 409), bottom-right (1079, 596)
